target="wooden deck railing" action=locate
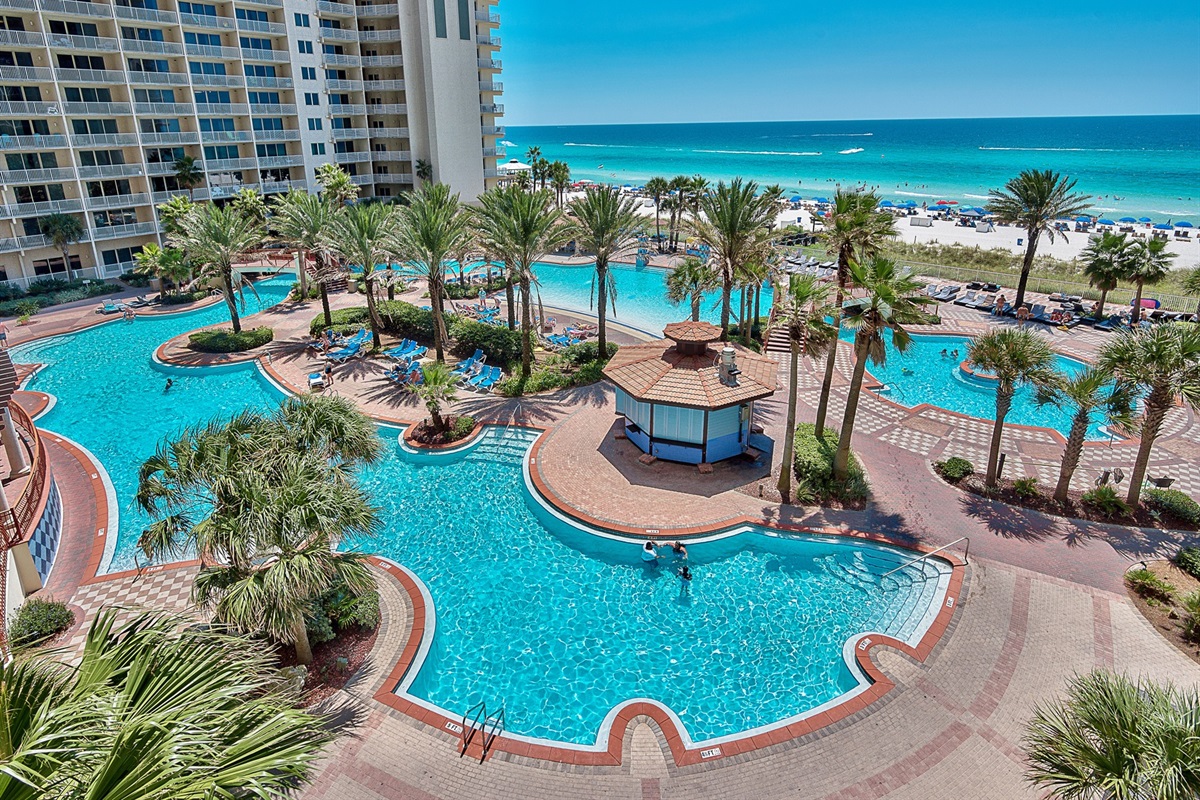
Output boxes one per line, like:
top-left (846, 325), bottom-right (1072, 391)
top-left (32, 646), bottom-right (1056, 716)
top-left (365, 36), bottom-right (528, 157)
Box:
top-left (3, 401), bottom-right (49, 545)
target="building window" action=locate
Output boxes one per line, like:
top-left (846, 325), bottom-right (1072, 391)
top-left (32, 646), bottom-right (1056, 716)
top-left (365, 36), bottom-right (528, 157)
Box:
top-left (458, 0), bottom-right (470, 40)
top-left (240, 36), bottom-right (273, 51)
top-left (311, 142), bottom-right (325, 155)
top-left (179, 2), bottom-right (217, 16)
top-left (297, 40), bottom-right (313, 54)
top-left (248, 91), bottom-right (280, 104)
top-left (307, 118), bottom-right (322, 130)
top-left (301, 66), bottom-right (316, 80)
top-left (102, 245), bottom-right (144, 267)
top-left (31, 255), bottom-right (81, 277)
top-left (432, 0), bottom-right (446, 38)
top-left (304, 92), bottom-right (319, 106)
top-left (235, 8), bottom-right (267, 22)
top-left (193, 90), bottom-right (231, 104)
top-left (183, 31), bottom-right (220, 46)
top-left (65, 86), bottom-right (114, 103)
top-left (256, 142), bottom-right (286, 157)
top-left (294, 13), bottom-right (309, 27)
top-left (252, 117), bottom-right (283, 131)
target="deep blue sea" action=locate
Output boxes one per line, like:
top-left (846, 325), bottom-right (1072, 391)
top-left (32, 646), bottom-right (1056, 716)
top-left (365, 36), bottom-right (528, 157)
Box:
top-left (505, 116), bottom-right (1200, 224)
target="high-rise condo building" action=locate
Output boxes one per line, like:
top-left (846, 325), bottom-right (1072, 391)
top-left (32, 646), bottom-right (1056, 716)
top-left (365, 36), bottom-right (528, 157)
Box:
top-left (0, 0), bottom-right (503, 286)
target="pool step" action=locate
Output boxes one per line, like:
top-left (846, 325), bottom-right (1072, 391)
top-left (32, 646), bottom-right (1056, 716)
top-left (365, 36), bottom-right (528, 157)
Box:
top-left (817, 553), bottom-right (946, 643)
top-left (463, 430), bottom-right (539, 465)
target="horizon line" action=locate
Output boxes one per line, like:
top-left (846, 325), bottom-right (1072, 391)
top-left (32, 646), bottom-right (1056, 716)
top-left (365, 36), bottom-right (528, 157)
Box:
top-left (505, 112), bottom-right (1200, 128)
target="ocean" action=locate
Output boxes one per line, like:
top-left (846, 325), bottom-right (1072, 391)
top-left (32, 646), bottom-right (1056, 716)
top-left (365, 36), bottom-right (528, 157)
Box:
top-left (504, 116), bottom-right (1200, 224)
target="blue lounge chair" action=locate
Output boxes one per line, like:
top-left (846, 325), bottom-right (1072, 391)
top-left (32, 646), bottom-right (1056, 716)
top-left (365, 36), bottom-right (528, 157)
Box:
top-left (326, 342), bottom-right (362, 363)
top-left (383, 339), bottom-right (417, 359)
top-left (97, 301), bottom-right (127, 315)
top-left (468, 366), bottom-right (501, 391)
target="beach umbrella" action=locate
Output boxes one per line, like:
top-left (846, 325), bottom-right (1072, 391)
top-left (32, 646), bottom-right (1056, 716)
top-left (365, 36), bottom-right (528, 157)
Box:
top-left (935, 199), bottom-right (957, 205)
top-left (960, 209), bottom-right (983, 218)
top-left (1138, 217), bottom-right (1152, 223)
top-left (1175, 221), bottom-right (1194, 228)
top-left (789, 195), bottom-right (802, 202)
top-left (879, 200), bottom-right (894, 207)
top-left (1153, 223), bottom-right (1173, 230)
top-left (1075, 216), bottom-right (1092, 222)
top-left (903, 200), bottom-right (918, 208)
top-left (813, 196), bottom-right (830, 203)
top-left (1097, 219), bottom-right (1116, 226)
top-left (1118, 216), bottom-right (1137, 223)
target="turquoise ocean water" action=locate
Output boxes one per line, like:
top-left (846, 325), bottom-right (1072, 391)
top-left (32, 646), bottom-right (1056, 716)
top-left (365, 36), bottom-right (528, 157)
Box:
top-left (506, 116), bottom-right (1200, 224)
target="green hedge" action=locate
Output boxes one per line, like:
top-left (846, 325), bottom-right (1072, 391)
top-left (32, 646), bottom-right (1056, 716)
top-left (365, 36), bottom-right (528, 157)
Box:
top-left (120, 271), bottom-right (153, 288)
top-left (8, 597), bottom-right (74, 647)
top-left (791, 423), bottom-right (868, 503)
top-left (562, 341), bottom-right (618, 365)
top-left (188, 326), bottom-right (274, 353)
top-left (1143, 488), bottom-right (1200, 525)
top-left (310, 306), bottom-right (371, 338)
top-left (159, 289), bottom-right (211, 306)
top-left (444, 276), bottom-right (507, 299)
top-left (0, 280), bottom-right (117, 318)
top-left (448, 317), bottom-right (522, 367)
top-left (309, 301), bottom-right (437, 343)
top-left (1175, 547), bottom-right (1200, 581)
top-left (934, 457), bottom-right (975, 482)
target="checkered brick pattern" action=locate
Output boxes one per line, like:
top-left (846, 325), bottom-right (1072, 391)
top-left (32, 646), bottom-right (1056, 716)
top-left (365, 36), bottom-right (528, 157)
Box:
top-left (26, 479), bottom-right (61, 583)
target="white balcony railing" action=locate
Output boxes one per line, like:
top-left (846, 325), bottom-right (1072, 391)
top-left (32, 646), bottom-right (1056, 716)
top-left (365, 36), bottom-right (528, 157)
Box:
top-left (0, 65), bottom-right (54, 82)
top-left (257, 154), bottom-right (304, 168)
top-left (113, 4), bottom-right (177, 23)
top-left (72, 132), bottom-right (139, 147)
top-left (0, 166), bottom-right (77, 183)
top-left (190, 73), bottom-right (246, 88)
top-left (357, 28), bottom-right (402, 42)
top-left (91, 221), bottom-right (158, 241)
top-left (0, 29), bottom-right (45, 47)
top-left (120, 38), bottom-right (186, 55)
top-left (321, 53), bottom-right (361, 67)
top-left (78, 164), bottom-right (145, 179)
top-left (46, 33), bottom-right (119, 51)
top-left (333, 151), bottom-right (372, 163)
top-left (200, 129), bottom-right (254, 143)
top-left (127, 70), bottom-right (190, 85)
top-left (139, 131), bottom-right (201, 145)
top-left (178, 11), bottom-right (237, 30)
top-left (331, 128), bottom-right (369, 140)
top-left (252, 129), bottom-right (301, 142)
top-left (0, 197), bottom-right (84, 218)
top-left (365, 103), bottom-right (405, 114)
top-left (136, 102), bottom-right (195, 116)
top-left (86, 192), bottom-right (151, 210)
top-left (0, 134), bottom-right (69, 149)
top-left (370, 149), bottom-right (410, 161)
top-left (39, 0), bottom-right (113, 18)
top-left (244, 75), bottom-right (293, 89)
top-left (360, 54), bottom-right (403, 67)
top-left (356, 3), bottom-right (399, 16)
top-left (368, 126), bottom-right (409, 138)
top-left (237, 18), bottom-right (286, 35)
top-left (363, 79), bottom-right (404, 91)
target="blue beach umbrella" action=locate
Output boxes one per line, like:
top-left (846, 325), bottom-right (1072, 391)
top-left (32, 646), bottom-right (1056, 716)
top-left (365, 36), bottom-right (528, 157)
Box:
top-left (1075, 216), bottom-right (1092, 222)
top-left (1118, 216), bottom-right (1137, 223)
top-left (1175, 221), bottom-right (1194, 228)
top-left (1153, 223), bottom-right (1173, 230)
top-left (789, 195), bottom-right (802, 202)
top-left (1097, 219), bottom-right (1116, 226)
top-left (813, 196), bottom-right (830, 204)
top-left (1139, 217), bottom-right (1152, 223)
top-left (903, 201), bottom-right (918, 208)
top-left (879, 200), bottom-right (894, 207)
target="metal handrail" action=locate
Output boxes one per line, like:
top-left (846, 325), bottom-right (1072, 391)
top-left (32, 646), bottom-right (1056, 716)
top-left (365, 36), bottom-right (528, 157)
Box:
top-left (883, 536), bottom-right (969, 578)
top-left (459, 701), bottom-right (486, 758)
top-left (479, 707), bottom-right (505, 764)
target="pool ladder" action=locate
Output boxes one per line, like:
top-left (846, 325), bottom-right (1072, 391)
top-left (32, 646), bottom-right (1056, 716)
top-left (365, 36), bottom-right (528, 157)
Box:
top-left (459, 701), bottom-right (505, 763)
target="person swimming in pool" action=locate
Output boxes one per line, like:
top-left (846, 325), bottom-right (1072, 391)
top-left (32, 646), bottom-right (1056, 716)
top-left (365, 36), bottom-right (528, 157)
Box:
top-left (678, 565), bottom-right (693, 592)
top-left (670, 541), bottom-right (688, 560)
top-left (951, 349), bottom-right (959, 359)
top-left (641, 541), bottom-right (660, 562)
top-left (940, 349), bottom-right (948, 358)
top-left (164, 378), bottom-right (173, 393)
top-left (901, 367), bottom-right (914, 376)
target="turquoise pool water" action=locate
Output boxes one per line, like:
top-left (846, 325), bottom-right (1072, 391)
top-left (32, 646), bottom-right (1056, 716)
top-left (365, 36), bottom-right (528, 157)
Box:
top-left (839, 329), bottom-right (1107, 439)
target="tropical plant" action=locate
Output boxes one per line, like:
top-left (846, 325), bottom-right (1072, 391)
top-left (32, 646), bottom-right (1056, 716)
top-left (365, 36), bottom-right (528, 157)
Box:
top-left (156, 194), bottom-right (196, 237)
top-left (1037, 367), bottom-right (1136, 502)
top-left (569, 186), bottom-right (642, 357)
top-left (1080, 231), bottom-right (1130, 320)
top-left (37, 213), bottom-right (85, 279)
top-left (326, 202), bottom-right (398, 349)
top-left (1183, 266), bottom-right (1200, 319)
top-left (471, 185), bottom-right (569, 378)
top-left (813, 189), bottom-right (897, 436)
top-left (1024, 670), bottom-right (1200, 800)
top-left (548, 160), bottom-right (571, 208)
top-left (272, 189), bottom-right (341, 325)
top-left (413, 361), bottom-right (459, 432)
top-left (0, 610), bottom-right (337, 800)
top-left (737, 259), bottom-right (771, 345)
top-left (665, 256), bottom-right (717, 322)
top-left (690, 178), bottom-right (777, 340)
top-left (136, 395), bottom-right (381, 664)
top-left (231, 186), bottom-right (267, 225)
top-left (167, 203), bottom-right (264, 333)
top-left (315, 162), bottom-right (359, 208)
top-left (1098, 325), bottom-right (1200, 506)
top-left (771, 274), bottom-right (835, 503)
top-left (391, 182), bottom-right (472, 361)
top-left (414, 158), bottom-right (433, 182)
top-left (172, 153), bottom-right (203, 198)
top-left (665, 174), bottom-right (691, 250)
top-left (1124, 237), bottom-right (1176, 324)
top-left (833, 257), bottom-right (932, 480)
top-left (644, 176), bottom-right (670, 246)
top-left (134, 243), bottom-right (191, 294)
top-left (967, 328), bottom-right (1058, 486)
top-left (985, 169), bottom-right (1092, 310)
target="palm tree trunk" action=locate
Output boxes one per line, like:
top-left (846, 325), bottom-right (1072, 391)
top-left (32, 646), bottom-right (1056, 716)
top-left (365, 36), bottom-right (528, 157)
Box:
top-left (754, 284), bottom-right (761, 332)
top-left (984, 388), bottom-right (1014, 486)
top-left (1126, 393), bottom-right (1169, 507)
top-left (519, 277), bottom-right (533, 378)
top-left (505, 279), bottom-right (515, 330)
top-left (293, 621), bottom-right (314, 665)
top-left (690, 291), bottom-right (701, 322)
top-left (1131, 280), bottom-right (1145, 324)
top-left (596, 261), bottom-right (608, 358)
top-left (1053, 410), bottom-right (1090, 503)
top-left (832, 334), bottom-right (870, 481)
top-left (654, 202), bottom-right (661, 245)
top-left (430, 406), bottom-right (445, 432)
top-left (320, 282), bottom-right (332, 327)
top-left (297, 249), bottom-right (308, 297)
top-left (1097, 288), bottom-right (1109, 320)
top-left (430, 278), bottom-right (446, 362)
top-left (1014, 232), bottom-right (1038, 310)
top-left (719, 272), bottom-right (733, 341)
top-left (222, 268), bottom-right (242, 333)
top-left (364, 281), bottom-right (382, 349)
top-left (815, 263), bottom-right (849, 436)
top-left (63, 247), bottom-right (74, 280)
top-left (777, 337), bottom-right (800, 503)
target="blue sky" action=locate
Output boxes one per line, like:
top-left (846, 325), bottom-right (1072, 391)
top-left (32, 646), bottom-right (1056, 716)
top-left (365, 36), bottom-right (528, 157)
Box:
top-left (498, 0), bottom-right (1200, 126)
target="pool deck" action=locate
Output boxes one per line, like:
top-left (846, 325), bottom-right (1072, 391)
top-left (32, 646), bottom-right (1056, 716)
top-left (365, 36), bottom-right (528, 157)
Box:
top-left (10, 283), bottom-right (1200, 799)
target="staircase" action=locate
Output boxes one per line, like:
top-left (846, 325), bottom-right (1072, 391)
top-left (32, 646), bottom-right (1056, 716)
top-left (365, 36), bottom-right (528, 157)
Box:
top-left (464, 428), bottom-right (539, 465)
top-left (764, 327), bottom-right (791, 354)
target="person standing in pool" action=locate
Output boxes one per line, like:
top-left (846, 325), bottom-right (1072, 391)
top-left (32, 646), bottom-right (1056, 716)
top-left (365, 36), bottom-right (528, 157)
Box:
top-left (641, 541), bottom-right (660, 563)
top-left (164, 378), bottom-right (173, 393)
top-left (670, 541), bottom-right (688, 560)
top-left (678, 565), bottom-right (693, 594)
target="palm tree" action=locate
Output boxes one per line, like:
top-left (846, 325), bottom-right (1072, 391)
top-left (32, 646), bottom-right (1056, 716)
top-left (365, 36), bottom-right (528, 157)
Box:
top-left (136, 395), bottom-right (382, 664)
top-left (37, 212), bottom-right (85, 279)
top-left (738, 259), bottom-right (771, 344)
top-left (967, 328), bottom-right (1058, 487)
top-left (172, 154), bottom-right (203, 198)
top-left (326, 202), bottom-right (398, 350)
top-left (315, 162), bottom-right (359, 208)
top-left (1183, 266), bottom-right (1200, 319)
top-left (985, 169), bottom-right (1092, 310)
top-left (548, 160), bottom-right (572, 208)
top-left (134, 242), bottom-right (191, 295)
top-left (666, 174), bottom-right (691, 250)
top-left (472, 185), bottom-right (569, 378)
top-left (168, 203), bottom-right (264, 333)
top-left (392, 182), bottom-right (472, 362)
top-left (1098, 325), bottom-right (1200, 506)
top-left (1080, 232), bottom-right (1130, 319)
top-left (1124, 237), bottom-right (1176, 324)
top-left (273, 189), bottom-right (340, 325)
top-left (570, 186), bottom-right (641, 357)
top-left (665, 256), bottom-right (717, 322)
top-left (413, 361), bottom-right (459, 432)
top-left (690, 178), bottom-right (777, 341)
top-left (814, 189), bottom-right (897, 436)
top-left (524, 145), bottom-right (541, 169)
top-left (1038, 367), bottom-right (1135, 503)
top-left (0, 610), bottom-right (336, 799)
top-left (833, 258), bottom-right (932, 480)
top-left (156, 194), bottom-right (196, 237)
top-left (1024, 670), bottom-right (1200, 800)
top-left (232, 186), bottom-right (267, 225)
top-left (771, 274), bottom-right (835, 503)
top-left (644, 176), bottom-right (669, 246)
top-left (414, 158), bottom-right (433, 183)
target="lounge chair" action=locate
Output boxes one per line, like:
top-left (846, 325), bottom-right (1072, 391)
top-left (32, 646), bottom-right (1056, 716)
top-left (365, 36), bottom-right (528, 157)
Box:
top-left (127, 295), bottom-right (152, 308)
top-left (965, 294), bottom-right (995, 310)
top-left (97, 301), bottom-right (127, 315)
top-left (452, 350), bottom-right (485, 374)
top-left (932, 286), bottom-right (960, 302)
top-left (953, 291), bottom-right (978, 307)
top-left (467, 366), bottom-right (501, 391)
top-left (924, 284), bottom-right (940, 297)
top-left (1095, 315), bottom-right (1124, 332)
top-left (383, 339), bottom-right (418, 359)
top-left (325, 342), bottom-right (362, 363)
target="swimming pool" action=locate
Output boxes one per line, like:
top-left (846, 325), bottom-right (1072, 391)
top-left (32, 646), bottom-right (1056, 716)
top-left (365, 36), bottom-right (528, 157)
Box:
top-left (840, 329), bottom-right (1107, 439)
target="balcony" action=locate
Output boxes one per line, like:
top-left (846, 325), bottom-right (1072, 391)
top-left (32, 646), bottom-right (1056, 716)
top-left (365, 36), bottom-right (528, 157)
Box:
top-left (317, 27), bottom-right (359, 42)
top-left (200, 129), bottom-right (254, 143)
top-left (331, 127), bottom-right (369, 140)
top-left (360, 54), bottom-right (403, 67)
top-left (46, 33), bottom-right (119, 51)
top-left (365, 103), bottom-right (405, 114)
top-left (39, 0), bottom-right (113, 18)
top-left (139, 131), bottom-right (200, 145)
top-left (0, 101), bottom-right (47, 115)
top-left (0, 30), bottom-right (46, 47)
top-left (349, 173), bottom-right (373, 185)
top-left (190, 73), bottom-right (246, 88)
top-left (260, 178), bottom-right (307, 195)
top-left (483, 168), bottom-right (499, 179)
top-left (54, 67), bottom-right (119, 84)
top-left (0, 198), bottom-right (83, 218)
top-left (0, 65), bottom-right (54, 82)
top-left (0, 0), bottom-right (34, 8)
top-left (256, 154), bottom-right (304, 168)
top-left (0, 234), bottom-right (54, 254)
top-left (481, 125), bottom-right (505, 136)
top-left (321, 53), bottom-right (361, 67)
top-left (316, 0), bottom-right (356, 15)
top-left (186, 43), bottom-right (243, 60)
top-left (253, 129), bottom-right (301, 142)
top-left (127, 70), bottom-right (190, 86)
top-left (145, 161), bottom-right (181, 176)
top-left (355, 3), bottom-right (399, 17)
top-left (329, 102), bottom-right (367, 114)
top-left (151, 189), bottom-right (194, 203)
top-left (195, 102), bottom-right (250, 115)
top-left (479, 81), bottom-right (502, 93)
top-left (244, 75), bottom-right (293, 89)
top-left (482, 147), bottom-right (506, 157)
top-left (326, 79), bottom-right (363, 92)
top-left (370, 149), bottom-right (409, 161)
top-left (241, 48), bottom-right (290, 63)
top-left (113, 5), bottom-right (178, 24)
top-left (474, 10), bottom-right (500, 23)
top-left (205, 156), bottom-right (258, 171)
top-left (91, 221), bottom-right (158, 241)
top-left (86, 192), bottom-right (151, 210)
top-left (236, 18), bottom-right (286, 35)
top-left (238, 0), bottom-right (283, 7)
top-left (72, 132), bottom-right (139, 147)
top-left (121, 38), bottom-right (186, 55)
top-left (178, 11), bottom-right (237, 30)
top-left (357, 28), bottom-right (402, 42)
top-left (477, 58), bottom-right (500, 70)
top-left (476, 35), bottom-right (500, 47)
top-left (134, 101), bottom-right (192, 115)
top-left (0, 134), bottom-right (69, 149)
top-left (480, 103), bottom-right (503, 114)
top-left (363, 79), bottom-right (403, 91)
top-left (333, 151), bottom-right (371, 163)
top-left (0, 166), bottom-right (77, 183)
top-left (368, 126), bottom-right (408, 138)
top-left (79, 164), bottom-right (145, 179)
top-left (251, 103), bottom-right (296, 115)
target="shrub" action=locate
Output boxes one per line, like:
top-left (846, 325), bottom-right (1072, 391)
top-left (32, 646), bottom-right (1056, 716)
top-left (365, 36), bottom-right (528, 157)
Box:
top-left (14, 300), bottom-right (40, 318)
top-left (1124, 568), bottom-right (1176, 603)
top-left (25, 278), bottom-right (71, 296)
top-left (304, 605), bottom-right (336, 646)
top-left (450, 415), bottom-right (477, 441)
top-left (444, 276), bottom-right (506, 299)
top-left (1143, 488), bottom-right (1200, 525)
top-left (0, 283), bottom-right (24, 302)
top-left (934, 457), bottom-right (974, 482)
top-left (120, 271), bottom-right (152, 288)
top-left (289, 281), bottom-right (320, 301)
top-left (159, 289), bottom-right (210, 305)
top-left (1182, 591), bottom-right (1200, 641)
top-left (1082, 485), bottom-right (1132, 519)
top-left (8, 597), bottom-right (74, 647)
top-left (188, 326), bottom-right (273, 353)
top-left (1174, 546), bottom-right (1200, 580)
top-left (572, 361), bottom-right (606, 386)
top-left (494, 368), bottom-right (575, 397)
top-left (448, 317), bottom-right (522, 367)
top-left (1012, 476), bottom-right (1040, 498)
top-left (376, 300), bottom-right (436, 341)
top-left (562, 340), bottom-right (618, 365)
top-left (310, 306), bottom-right (371, 338)
top-left (792, 423), bottom-right (869, 503)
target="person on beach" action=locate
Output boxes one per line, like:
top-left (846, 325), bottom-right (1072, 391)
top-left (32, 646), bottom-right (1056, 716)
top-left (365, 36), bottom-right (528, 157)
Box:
top-left (0, 320), bottom-right (8, 349)
top-left (324, 361), bottom-right (334, 386)
top-left (641, 541), bottom-right (660, 563)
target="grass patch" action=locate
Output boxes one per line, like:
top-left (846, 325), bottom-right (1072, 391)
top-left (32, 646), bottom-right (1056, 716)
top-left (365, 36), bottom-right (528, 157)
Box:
top-left (791, 423), bottom-right (869, 505)
top-left (189, 326), bottom-right (274, 353)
